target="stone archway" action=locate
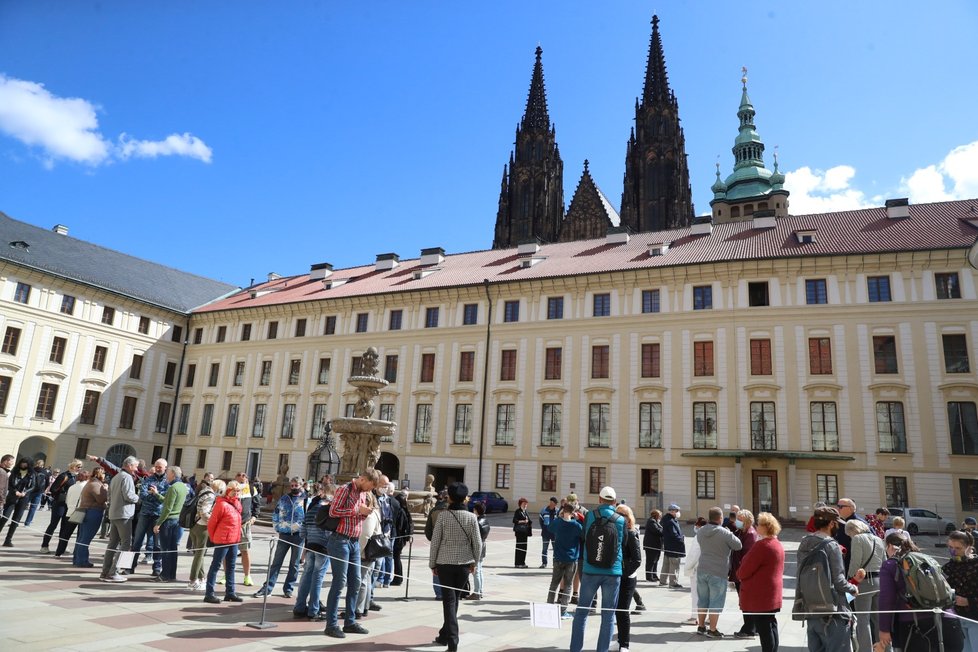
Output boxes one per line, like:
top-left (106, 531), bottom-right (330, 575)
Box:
top-left (16, 435), bottom-right (53, 464)
top-left (376, 452), bottom-right (399, 484)
top-left (105, 443), bottom-right (137, 468)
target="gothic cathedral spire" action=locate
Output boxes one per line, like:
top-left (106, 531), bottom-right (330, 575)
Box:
top-left (492, 46), bottom-right (565, 249)
top-left (619, 15), bottom-right (695, 233)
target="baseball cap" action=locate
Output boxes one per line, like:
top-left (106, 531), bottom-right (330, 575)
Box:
top-left (668, 503), bottom-right (680, 511)
top-left (964, 517), bottom-right (977, 526)
top-left (814, 505), bottom-right (846, 525)
top-left (599, 486), bottom-right (616, 501)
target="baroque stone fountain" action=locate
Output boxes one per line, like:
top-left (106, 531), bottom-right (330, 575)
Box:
top-left (331, 346), bottom-right (436, 514)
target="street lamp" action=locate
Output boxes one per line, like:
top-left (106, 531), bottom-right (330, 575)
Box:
top-left (309, 420), bottom-right (341, 480)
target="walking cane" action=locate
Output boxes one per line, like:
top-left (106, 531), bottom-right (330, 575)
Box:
top-left (247, 538), bottom-right (277, 630)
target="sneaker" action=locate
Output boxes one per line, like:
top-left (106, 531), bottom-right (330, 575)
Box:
top-left (570, 594), bottom-right (579, 605)
top-left (696, 626), bottom-right (707, 635)
top-left (203, 595), bottom-right (221, 604)
top-left (669, 583), bottom-right (683, 589)
top-left (40, 546), bottom-right (51, 554)
top-left (218, 576), bottom-right (226, 585)
top-left (253, 588), bottom-right (269, 598)
top-left (683, 617), bottom-right (698, 625)
top-left (100, 574), bottom-right (127, 583)
top-left (706, 630), bottom-right (724, 639)
top-left (242, 575), bottom-right (254, 587)
top-left (309, 613), bottom-right (327, 621)
top-left (140, 555), bottom-right (151, 564)
top-left (151, 576), bottom-right (171, 583)
top-left (561, 611), bottom-right (574, 620)
top-left (283, 591), bottom-right (293, 599)
top-left (2, 542), bottom-right (12, 548)
top-left (343, 623), bottom-right (369, 635)
top-left (324, 626), bottom-right (346, 639)
top-left (633, 604), bottom-right (647, 612)
top-left (224, 594), bottom-right (244, 602)
top-left (620, 647), bottom-right (629, 652)
top-left (734, 631), bottom-right (756, 639)
top-left (187, 580), bottom-right (201, 590)
top-left (539, 563), bottom-right (547, 568)
top-left (368, 601), bottom-right (382, 611)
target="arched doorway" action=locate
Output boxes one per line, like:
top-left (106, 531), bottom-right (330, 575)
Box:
top-left (376, 452), bottom-right (399, 485)
top-left (106, 443), bottom-right (137, 468)
top-left (16, 435), bottom-right (52, 464)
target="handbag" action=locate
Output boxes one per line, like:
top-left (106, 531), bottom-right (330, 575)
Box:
top-left (364, 533), bottom-right (393, 561)
top-left (68, 508), bottom-right (87, 525)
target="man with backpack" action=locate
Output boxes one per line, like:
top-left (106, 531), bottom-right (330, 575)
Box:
top-left (570, 485), bottom-right (626, 652)
top-left (794, 506), bottom-right (857, 651)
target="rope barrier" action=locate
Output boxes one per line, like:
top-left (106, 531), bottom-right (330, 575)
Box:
top-left (3, 513), bottom-right (977, 628)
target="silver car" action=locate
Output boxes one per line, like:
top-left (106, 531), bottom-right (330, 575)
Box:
top-left (886, 507), bottom-right (957, 535)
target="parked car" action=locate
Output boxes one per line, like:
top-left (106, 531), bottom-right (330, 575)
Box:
top-left (469, 491), bottom-right (509, 514)
top-left (885, 507), bottom-right (957, 535)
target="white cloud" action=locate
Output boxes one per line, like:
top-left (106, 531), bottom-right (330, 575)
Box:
top-left (0, 73), bottom-right (211, 167)
top-left (903, 140), bottom-right (978, 203)
top-left (118, 133), bottom-right (212, 163)
top-left (783, 165), bottom-right (874, 215)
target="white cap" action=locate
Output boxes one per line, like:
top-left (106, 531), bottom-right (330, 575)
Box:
top-left (599, 486), bottom-right (616, 501)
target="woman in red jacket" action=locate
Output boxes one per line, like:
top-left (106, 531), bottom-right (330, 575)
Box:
top-left (204, 480), bottom-right (244, 604)
top-left (736, 512), bottom-right (785, 652)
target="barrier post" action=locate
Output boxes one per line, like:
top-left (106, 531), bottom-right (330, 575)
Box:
top-left (247, 537), bottom-right (277, 630)
top-left (398, 536), bottom-right (415, 601)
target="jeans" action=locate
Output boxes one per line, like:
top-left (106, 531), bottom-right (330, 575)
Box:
top-left (324, 534), bottom-right (362, 629)
top-left (471, 561), bottom-right (485, 596)
top-left (261, 532), bottom-right (303, 594)
top-left (745, 613), bottom-right (779, 652)
top-left (959, 616), bottom-right (978, 652)
top-left (615, 576), bottom-right (637, 648)
top-left (541, 536), bottom-right (552, 565)
top-left (158, 518), bottom-right (183, 580)
top-left (570, 573), bottom-right (621, 652)
top-left (436, 564), bottom-right (470, 651)
top-left (1, 495), bottom-right (31, 543)
top-left (548, 560), bottom-right (577, 607)
top-left (188, 523), bottom-right (209, 581)
top-left (357, 558), bottom-right (379, 613)
top-left (293, 544), bottom-right (331, 616)
top-left (24, 492), bottom-right (43, 526)
top-left (130, 513), bottom-right (161, 574)
top-left (101, 517), bottom-right (133, 578)
top-left (73, 508), bottom-right (103, 567)
top-left (41, 501), bottom-right (69, 548)
top-left (376, 554), bottom-right (393, 586)
top-left (206, 543), bottom-right (238, 597)
top-left (806, 616), bottom-right (853, 652)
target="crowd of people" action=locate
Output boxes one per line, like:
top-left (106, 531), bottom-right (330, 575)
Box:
top-left (3, 453), bottom-right (978, 652)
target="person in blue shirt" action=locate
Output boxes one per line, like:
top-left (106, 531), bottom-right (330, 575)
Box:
top-left (547, 502), bottom-right (582, 617)
top-left (254, 477), bottom-right (306, 598)
top-left (539, 496), bottom-right (558, 569)
top-left (570, 486), bottom-right (626, 652)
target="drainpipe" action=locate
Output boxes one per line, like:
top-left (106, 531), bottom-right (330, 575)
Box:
top-left (164, 318), bottom-right (190, 459)
top-left (477, 279), bottom-right (493, 493)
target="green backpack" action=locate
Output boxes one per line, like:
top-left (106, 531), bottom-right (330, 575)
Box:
top-left (895, 551), bottom-right (953, 610)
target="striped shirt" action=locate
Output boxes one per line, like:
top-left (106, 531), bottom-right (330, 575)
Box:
top-left (330, 481), bottom-right (367, 539)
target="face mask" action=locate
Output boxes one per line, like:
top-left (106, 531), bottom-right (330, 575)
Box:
top-left (291, 488), bottom-right (301, 496)
top-left (948, 549), bottom-right (965, 562)
top-left (735, 519), bottom-right (745, 529)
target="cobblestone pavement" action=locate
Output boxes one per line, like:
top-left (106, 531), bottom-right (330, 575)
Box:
top-left (1, 514), bottom-right (945, 651)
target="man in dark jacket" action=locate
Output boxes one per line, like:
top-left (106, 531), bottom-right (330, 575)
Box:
top-left (24, 458), bottom-right (50, 526)
top-left (659, 503), bottom-right (685, 588)
top-left (389, 489), bottom-right (411, 586)
top-left (834, 497), bottom-right (868, 567)
top-left (1, 458), bottom-right (36, 545)
top-left (425, 490), bottom-right (449, 599)
top-left (539, 496), bottom-right (558, 569)
top-left (643, 508), bottom-right (663, 582)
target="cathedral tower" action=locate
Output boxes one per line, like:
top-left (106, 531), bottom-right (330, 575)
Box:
top-left (619, 15), bottom-right (695, 233)
top-left (493, 46), bottom-right (565, 249)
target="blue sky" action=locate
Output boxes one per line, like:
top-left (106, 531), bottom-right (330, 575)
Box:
top-left (1, 1), bottom-right (976, 287)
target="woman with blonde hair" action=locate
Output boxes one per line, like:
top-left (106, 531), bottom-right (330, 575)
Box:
top-left (204, 480), bottom-right (244, 604)
top-left (354, 491), bottom-right (382, 618)
top-left (730, 508), bottom-right (758, 639)
top-left (613, 503), bottom-right (643, 652)
top-left (736, 512), bottom-right (784, 652)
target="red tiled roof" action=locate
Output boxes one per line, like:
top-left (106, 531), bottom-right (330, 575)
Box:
top-left (195, 199), bottom-right (978, 313)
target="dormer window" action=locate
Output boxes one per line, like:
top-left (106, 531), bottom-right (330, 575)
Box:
top-left (796, 229), bottom-right (817, 244)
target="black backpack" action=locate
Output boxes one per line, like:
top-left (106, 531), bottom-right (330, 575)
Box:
top-left (179, 490), bottom-right (202, 529)
top-left (585, 513), bottom-right (621, 569)
top-left (315, 501), bottom-right (340, 531)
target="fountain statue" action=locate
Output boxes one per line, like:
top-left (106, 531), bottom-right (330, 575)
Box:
top-left (331, 346), bottom-right (436, 514)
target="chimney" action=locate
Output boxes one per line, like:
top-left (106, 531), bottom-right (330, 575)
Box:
top-left (375, 253), bottom-right (399, 272)
top-left (517, 238), bottom-right (541, 257)
top-left (267, 272), bottom-right (282, 282)
top-left (420, 247), bottom-right (445, 266)
top-left (690, 215), bottom-right (713, 235)
top-left (605, 226), bottom-right (630, 245)
top-left (752, 209), bottom-right (777, 229)
top-left (52, 224), bottom-right (69, 235)
top-left (885, 198), bottom-right (910, 219)
top-left (309, 262), bottom-right (333, 281)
